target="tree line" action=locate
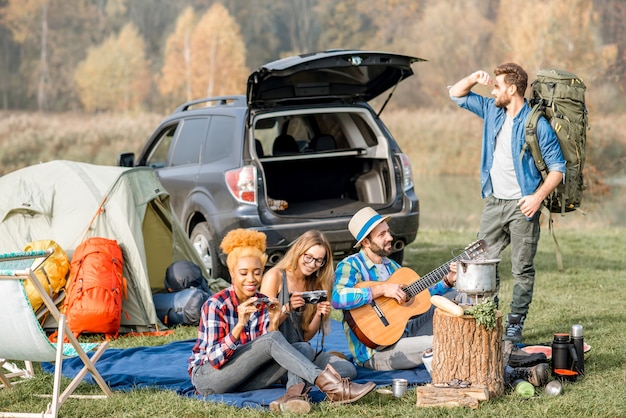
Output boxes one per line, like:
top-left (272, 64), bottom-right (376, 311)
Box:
top-left (0, 0), bottom-right (624, 114)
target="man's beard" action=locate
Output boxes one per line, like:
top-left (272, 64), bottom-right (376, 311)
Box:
top-left (495, 95), bottom-right (511, 109)
top-left (370, 241), bottom-right (392, 258)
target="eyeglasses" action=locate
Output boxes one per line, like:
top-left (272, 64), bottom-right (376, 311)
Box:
top-left (302, 253), bottom-right (326, 267)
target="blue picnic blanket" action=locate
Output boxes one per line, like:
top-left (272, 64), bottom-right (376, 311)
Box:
top-left (43, 320), bottom-right (430, 408)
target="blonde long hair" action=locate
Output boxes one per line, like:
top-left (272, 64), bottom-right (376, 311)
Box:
top-left (275, 230), bottom-right (333, 333)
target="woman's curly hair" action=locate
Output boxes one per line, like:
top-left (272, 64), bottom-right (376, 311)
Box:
top-left (220, 229), bottom-right (268, 274)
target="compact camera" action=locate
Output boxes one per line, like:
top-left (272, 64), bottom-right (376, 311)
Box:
top-left (301, 290), bottom-right (328, 304)
top-left (253, 297), bottom-right (277, 310)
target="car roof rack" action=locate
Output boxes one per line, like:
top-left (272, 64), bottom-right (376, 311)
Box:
top-left (174, 95), bottom-right (246, 113)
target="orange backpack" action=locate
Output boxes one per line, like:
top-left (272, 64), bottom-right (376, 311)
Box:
top-left (64, 237), bottom-right (127, 338)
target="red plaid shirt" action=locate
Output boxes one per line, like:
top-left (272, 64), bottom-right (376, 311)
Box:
top-left (188, 286), bottom-right (269, 374)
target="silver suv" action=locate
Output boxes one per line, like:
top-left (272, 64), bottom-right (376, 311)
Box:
top-left (119, 50), bottom-right (423, 281)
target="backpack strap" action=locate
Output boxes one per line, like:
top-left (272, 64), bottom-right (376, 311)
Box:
top-left (524, 105), bottom-right (565, 271)
top-left (521, 104), bottom-right (548, 176)
top-left (542, 206), bottom-right (564, 271)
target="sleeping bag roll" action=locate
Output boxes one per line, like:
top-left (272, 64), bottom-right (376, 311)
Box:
top-left (164, 260), bottom-right (210, 293)
top-left (153, 288), bottom-right (210, 326)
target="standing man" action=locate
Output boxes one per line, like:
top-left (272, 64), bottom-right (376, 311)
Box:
top-left (331, 207), bottom-right (456, 370)
top-left (448, 63), bottom-right (566, 342)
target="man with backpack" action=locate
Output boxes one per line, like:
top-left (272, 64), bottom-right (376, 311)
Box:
top-left (448, 63), bottom-right (566, 343)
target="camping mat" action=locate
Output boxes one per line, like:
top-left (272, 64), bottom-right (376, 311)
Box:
top-left (42, 320), bottom-right (430, 409)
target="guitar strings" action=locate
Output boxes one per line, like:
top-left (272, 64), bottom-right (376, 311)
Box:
top-left (403, 241), bottom-right (486, 297)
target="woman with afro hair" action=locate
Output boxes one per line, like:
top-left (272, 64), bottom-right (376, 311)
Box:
top-left (188, 229), bottom-right (375, 414)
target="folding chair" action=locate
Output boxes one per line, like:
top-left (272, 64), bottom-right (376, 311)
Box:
top-left (0, 249), bottom-right (113, 418)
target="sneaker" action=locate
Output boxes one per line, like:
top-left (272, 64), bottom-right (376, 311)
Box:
top-left (508, 349), bottom-right (547, 368)
top-left (506, 363), bottom-right (549, 387)
top-left (503, 339), bottom-right (548, 367)
top-left (504, 313), bottom-right (525, 343)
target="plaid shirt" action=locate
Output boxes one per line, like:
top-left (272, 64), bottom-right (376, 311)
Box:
top-left (188, 286), bottom-right (269, 374)
top-left (331, 250), bottom-right (450, 365)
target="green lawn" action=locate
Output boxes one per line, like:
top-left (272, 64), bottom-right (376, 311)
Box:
top-left (2, 228), bottom-right (625, 417)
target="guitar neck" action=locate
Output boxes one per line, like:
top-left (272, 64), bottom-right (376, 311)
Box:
top-left (403, 249), bottom-right (475, 298)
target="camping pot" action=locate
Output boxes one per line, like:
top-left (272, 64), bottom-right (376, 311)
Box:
top-left (455, 259), bottom-right (500, 295)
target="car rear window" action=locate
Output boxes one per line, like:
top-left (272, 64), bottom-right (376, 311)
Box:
top-left (171, 117), bottom-right (209, 166)
top-left (203, 115), bottom-right (236, 163)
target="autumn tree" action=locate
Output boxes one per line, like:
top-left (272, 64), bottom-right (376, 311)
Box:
top-left (74, 23), bottom-right (150, 112)
top-left (0, 0), bottom-right (49, 110)
top-left (225, 0), bottom-right (281, 68)
top-left (0, 0), bottom-right (104, 111)
top-left (491, 1), bottom-right (605, 83)
top-left (189, 3), bottom-right (248, 98)
top-left (158, 7), bottom-right (196, 104)
top-left (407, 0), bottom-right (496, 108)
top-left (315, 0), bottom-right (374, 51)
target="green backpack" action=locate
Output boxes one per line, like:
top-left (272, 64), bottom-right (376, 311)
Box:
top-left (523, 68), bottom-right (588, 214)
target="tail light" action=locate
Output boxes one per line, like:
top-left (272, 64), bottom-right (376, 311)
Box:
top-left (398, 153), bottom-right (414, 191)
top-left (225, 165), bottom-right (257, 204)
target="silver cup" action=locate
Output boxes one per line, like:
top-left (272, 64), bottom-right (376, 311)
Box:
top-left (392, 378), bottom-right (408, 398)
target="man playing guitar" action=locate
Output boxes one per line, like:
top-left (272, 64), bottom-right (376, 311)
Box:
top-left (332, 207), bottom-right (458, 371)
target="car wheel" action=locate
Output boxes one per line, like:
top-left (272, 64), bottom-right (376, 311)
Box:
top-left (389, 248), bottom-right (404, 265)
top-left (190, 222), bottom-right (229, 282)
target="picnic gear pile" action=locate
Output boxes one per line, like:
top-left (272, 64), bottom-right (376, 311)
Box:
top-left (152, 260), bottom-right (212, 326)
top-left (0, 248), bottom-right (113, 417)
top-left (0, 160), bottom-right (223, 335)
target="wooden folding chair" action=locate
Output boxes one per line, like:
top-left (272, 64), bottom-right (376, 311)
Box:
top-left (0, 249), bottom-right (112, 418)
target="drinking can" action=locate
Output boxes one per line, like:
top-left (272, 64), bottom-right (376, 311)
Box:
top-left (392, 378), bottom-right (408, 398)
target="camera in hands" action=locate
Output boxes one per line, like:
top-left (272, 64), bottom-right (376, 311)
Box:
top-left (253, 297), bottom-right (277, 310)
top-left (301, 290), bottom-right (328, 304)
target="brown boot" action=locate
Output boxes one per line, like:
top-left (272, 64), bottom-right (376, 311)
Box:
top-left (315, 364), bottom-right (375, 404)
top-left (269, 382), bottom-right (311, 414)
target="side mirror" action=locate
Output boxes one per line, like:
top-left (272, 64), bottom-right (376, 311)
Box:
top-left (118, 152), bottom-right (135, 167)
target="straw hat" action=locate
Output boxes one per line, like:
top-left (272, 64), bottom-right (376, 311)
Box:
top-left (348, 207), bottom-right (390, 247)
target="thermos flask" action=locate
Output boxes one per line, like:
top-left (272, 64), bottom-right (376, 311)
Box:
top-left (571, 324), bottom-right (584, 375)
top-left (551, 333), bottom-right (574, 374)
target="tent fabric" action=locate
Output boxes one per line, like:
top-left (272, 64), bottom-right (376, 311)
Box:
top-left (41, 320), bottom-right (431, 409)
top-left (0, 160), bottom-right (224, 333)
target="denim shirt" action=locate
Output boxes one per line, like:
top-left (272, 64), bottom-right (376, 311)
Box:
top-left (450, 92), bottom-right (566, 198)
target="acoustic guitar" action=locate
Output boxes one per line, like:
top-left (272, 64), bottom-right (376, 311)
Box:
top-left (343, 239), bottom-right (487, 349)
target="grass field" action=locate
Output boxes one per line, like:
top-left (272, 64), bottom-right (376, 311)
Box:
top-left (1, 110), bottom-right (624, 416)
top-left (2, 228), bottom-right (624, 417)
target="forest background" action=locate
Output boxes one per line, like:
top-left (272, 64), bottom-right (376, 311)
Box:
top-left (0, 0), bottom-right (625, 229)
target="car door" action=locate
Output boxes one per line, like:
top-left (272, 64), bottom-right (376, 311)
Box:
top-left (150, 117), bottom-right (209, 222)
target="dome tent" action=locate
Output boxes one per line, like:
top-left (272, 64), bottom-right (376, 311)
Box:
top-left (0, 160), bottom-right (226, 333)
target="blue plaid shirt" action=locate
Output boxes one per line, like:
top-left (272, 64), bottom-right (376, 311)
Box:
top-left (332, 250), bottom-right (451, 365)
top-left (188, 286), bottom-right (268, 374)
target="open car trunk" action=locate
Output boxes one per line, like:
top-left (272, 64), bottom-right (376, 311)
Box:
top-left (252, 106), bottom-right (399, 219)
top-left (260, 152), bottom-right (392, 218)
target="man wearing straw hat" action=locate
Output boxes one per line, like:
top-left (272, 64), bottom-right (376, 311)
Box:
top-left (331, 207), bottom-right (456, 371)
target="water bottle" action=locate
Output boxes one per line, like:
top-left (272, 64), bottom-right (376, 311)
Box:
top-left (551, 333), bottom-right (573, 373)
top-left (571, 324), bottom-right (585, 376)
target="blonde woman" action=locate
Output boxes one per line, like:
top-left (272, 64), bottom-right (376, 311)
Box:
top-left (188, 229), bottom-right (374, 414)
top-left (261, 230), bottom-right (357, 379)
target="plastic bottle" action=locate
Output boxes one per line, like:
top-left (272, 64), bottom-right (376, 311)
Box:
top-left (571, 324), bottom-right (584, 376)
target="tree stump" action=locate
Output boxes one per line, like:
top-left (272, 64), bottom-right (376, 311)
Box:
top-left (431, 309), bottom-right (504, 399)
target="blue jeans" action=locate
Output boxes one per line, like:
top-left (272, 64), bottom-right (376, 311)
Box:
top-left (478, 196), bottom-right (541, 316)
top-left (292, 342), bottom-right (357, 382)
top-left (191, 331), bottom-right (322, 395)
